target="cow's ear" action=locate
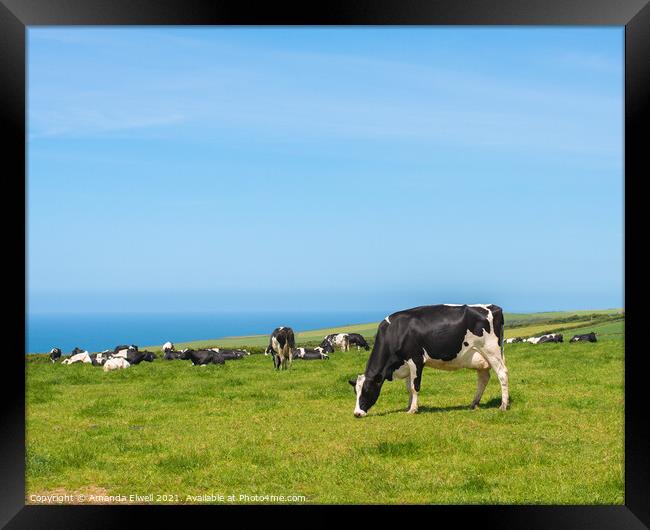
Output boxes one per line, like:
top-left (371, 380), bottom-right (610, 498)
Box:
top-left (348, 378), bottom-right (357, 387)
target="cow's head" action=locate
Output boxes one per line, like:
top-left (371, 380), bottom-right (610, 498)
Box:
top-left (348, 374), bottom-right (382, 417)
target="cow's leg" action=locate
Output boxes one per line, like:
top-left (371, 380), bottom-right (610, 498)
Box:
top-left (406, 359), bottom-right (424, 414)
top-left (479, 347), bottom-right (509, 410)
top-left (470, 369), bottom-right (490, 409)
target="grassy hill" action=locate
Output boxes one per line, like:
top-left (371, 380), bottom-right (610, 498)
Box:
top-left (154, 308), bottom-right (624, 352)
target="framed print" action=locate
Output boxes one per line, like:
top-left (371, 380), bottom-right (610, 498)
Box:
top-left (1, 0), bottom-right (647, 527)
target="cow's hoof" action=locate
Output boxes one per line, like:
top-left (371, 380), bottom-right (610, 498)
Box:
top-left (406, 408), bottom-right (418, 414)
top-left (470, 403), bottom-right (479, 410)
top-left (499, 404), bottom-right (508, 411)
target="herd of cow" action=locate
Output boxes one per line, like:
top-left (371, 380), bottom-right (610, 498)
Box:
top-left (46, 329), bottom-right (369, 371)
top-left (44, 304), bottom-right (599, 417)
top-left (505, 331), bottom-right (598, 344)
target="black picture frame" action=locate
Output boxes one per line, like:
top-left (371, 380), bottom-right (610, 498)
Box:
top-left (2, 0), bottom-right (647, 527)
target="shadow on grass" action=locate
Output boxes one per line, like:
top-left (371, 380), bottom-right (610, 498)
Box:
top-left (372, 396), bottom-right (513, 417)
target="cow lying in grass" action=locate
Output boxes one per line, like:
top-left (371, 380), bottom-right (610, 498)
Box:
top-left (61, 347), bottom-right (92, 365)
top-left (293, 347), bottom-right (330, 360)
top-left (214, 349), bottom-right (248, 360)
top-left (49, 348), bottom-right (62, 363)
top-left (570, 332), bottom-right (597, 342)
top-left (103, 357), bottom-right (130, 371)
top-left (525, 333), bottom-right (563, 344)
top-left (179, 349), bottom-right (226, 366)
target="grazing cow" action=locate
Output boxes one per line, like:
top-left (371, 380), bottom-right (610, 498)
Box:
top-left (570, 332), bottom-right (597, 343)
top-left (268, 327), bottom-right (295, 370)
top-left (162, 341), bottom-right (174, 353)
top-left (103, 357), bottom-right (130, 372)
top-left (317, 340), bottom-right (335, 354)
top-left (293, 347), bottom-right (329, 360)
top-left (49, 347), bottom-right (62, 363)
top-left (180, 349), bottom-right (225, 366)
top-left (61, 348), bottom-right (92, 365)
top-left (323, 333), bottom-right (350, 352)
top-left (347, 333), bottom-right (370, 351)
top-left (505, 337), bottom-right (524, 344)
top-left (349, 304), bottom-right (508, 417)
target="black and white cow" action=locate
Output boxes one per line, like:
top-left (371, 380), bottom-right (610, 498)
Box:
top-left (538, 333), bottom-right (563, 344)
top-left (570, 332), bottom-right (597, 343)
top-left (49, 347), bottom-right (62, 363)
top-left (349, 304), bottom-right (509, 417)
top-left (347, 333), bottom-right (370, 351)
top-left (526, 333), bottom-right (563, 344)
top-left (179, 349), bottom-right (225, 366)
top-left (293, 347), bottom-right (329, 360)
top-left (322, 333), bottom-right (350, 352)
top-left (128, 350), bottom-right (156, 364)
top-left (61, 347), bottom-right (92, 365)
top-left (90, 351), bottom-right (111, 367)
top-left (215, 349), bottom-right (248, 360)
top-left (162, 341), bottom-right (174, 353)
top-left (505, 337), bottom-right (524, 344)
top-left (113, 344), bottom-right (138, 356)
top-left (163, 348), bottom-right (184, 360)
top-left (317, 339), bottom-right (335, 354)
top-left (267, 327), bottom-right (295, 370)
top-left (103, 357), bottom-right (130, 371)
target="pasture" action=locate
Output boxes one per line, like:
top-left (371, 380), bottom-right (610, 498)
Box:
top-left (26, 315), bottom-right (624, 504)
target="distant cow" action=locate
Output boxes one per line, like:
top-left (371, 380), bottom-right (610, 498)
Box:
top-left (113, 344), bottom-right (138, 356)
top-left (180, 349), bottom-right (225, 366)
top-left (347, 333), bottom-right (370, 351)
top-left (49, 347), bottom-right (62, 363)
top-left (61, 347), bottom-right (92, 365)
top-left (216, 349), bottom-right (248, 360)
top-left (526, 333), bottom-right (563, 344)
top-left (126, 350), bottom-right (156, 365)
top-left (268, 327), bottom-right (295, 370)
top-left (349, 304), bottom-right (508, 417)
top-left (505, 337), bottom-right (524, 344)
top-left (162, 341), bottom-right (174, 353)
top-left (538, 333), bottom-right (563, 343)
top-left (163, 348), bottom-right (185, 360)
top-left (570, 332), bottom-right (597, 343)
top-left (103, 357), bottom-right (130, 372)
top-left (293, 347), bottom-right (329, 360)
top-left (90, 352), bottom-right (111, 367)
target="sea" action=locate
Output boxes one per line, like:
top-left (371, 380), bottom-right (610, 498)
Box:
top-left (25, 310), bottom-right (388, 354)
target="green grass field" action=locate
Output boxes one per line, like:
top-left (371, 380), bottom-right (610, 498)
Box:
top-left (25, 312), bottom-right (624, 505)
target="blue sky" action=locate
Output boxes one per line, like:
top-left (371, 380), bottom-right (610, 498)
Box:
top-left (27, 27), bottom-right (624, 314)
